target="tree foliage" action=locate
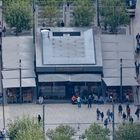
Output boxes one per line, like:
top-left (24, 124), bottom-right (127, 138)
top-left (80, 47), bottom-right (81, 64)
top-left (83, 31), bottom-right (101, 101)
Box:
top-left (42, 0), bottom-right (59, 26)
top-left (100, 0), bottom-right (130, 33)
top-left (73, 0), bottom-right (95, 27)
top-left (4, 1), bottom-right (32, 35)
top-left (83, 123), bottom-right (110, 140)
top-left (46, 125), bottom-right (76, 140)
top-left (7, 116), bottom-right (44, 140)
top-left (115, 123), bottom-right (140, 140)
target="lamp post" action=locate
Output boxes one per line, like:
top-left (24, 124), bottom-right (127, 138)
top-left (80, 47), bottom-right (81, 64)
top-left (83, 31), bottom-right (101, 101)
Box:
top-left (120, 58), bottom-right (123, 102)
top-left (0, 0), bottom-right (5, 129)
top-left (19, 59), bottom-right (22, 103)
top-left (96, 0), bottom-right (100, 26)
top-left (42, 104), bottom-right (45, 140)
top-left (110, 96), bottom-right (115, 140)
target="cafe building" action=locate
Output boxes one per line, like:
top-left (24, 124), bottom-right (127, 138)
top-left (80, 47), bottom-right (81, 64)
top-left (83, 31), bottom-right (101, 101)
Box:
top-left (35, 27), bottom-right (138, 102)
top-left (2, 27), bottom-right (139, 103)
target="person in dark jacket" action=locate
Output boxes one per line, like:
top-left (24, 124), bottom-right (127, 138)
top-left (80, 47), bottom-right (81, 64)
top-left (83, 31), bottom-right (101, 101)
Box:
top-left (101, 112), bottom-right (104, 121)
top-left (135, 107), bottom-right (140, 119)
top-left (118, 104), bottom-right (123, 115)
top-left (38, 114), bottom-right (41, 123)
top-left (88, 95), bottom-right (92, 108)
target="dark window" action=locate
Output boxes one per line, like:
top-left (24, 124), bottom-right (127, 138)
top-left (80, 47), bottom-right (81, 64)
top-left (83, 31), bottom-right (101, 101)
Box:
top-left (53, 32), bottom-right (81, 36)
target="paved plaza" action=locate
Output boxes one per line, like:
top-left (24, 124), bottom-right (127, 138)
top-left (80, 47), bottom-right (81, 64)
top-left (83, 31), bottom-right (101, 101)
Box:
top-left (0, 103), bottom-right (139, 137)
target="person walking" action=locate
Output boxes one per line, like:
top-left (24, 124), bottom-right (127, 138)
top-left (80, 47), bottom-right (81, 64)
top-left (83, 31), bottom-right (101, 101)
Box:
top-left (129, 116), bottom-right (134, 124)
top-left (136, 33), bottom-right (140, 45)
top-left (118, 104), bottom-right (123, 116)
top-left (126, 104), bottom-right (131, 119)
top-left (38, 114), bottom-right (41, 124)
top-left (106, 109), bottom-right (111, 122)
top-left (87, 95), bottom-right (92, 108)
top-left (96, 108), bottom-right (100, 120)
top-left (122, 112), bottom-right (126, 124)
top-left (101, 112), bottom-right (104, 121)
top-left (77, 96), bottom-right (81, 108)
top-left (104, 118), bottom-right (108, 129)
top-left (135, 107), bottom-right (140, 120)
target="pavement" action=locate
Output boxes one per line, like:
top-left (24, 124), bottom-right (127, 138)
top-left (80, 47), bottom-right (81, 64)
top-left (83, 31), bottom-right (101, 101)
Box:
top-left (0, 103), bottom-right (139, 138)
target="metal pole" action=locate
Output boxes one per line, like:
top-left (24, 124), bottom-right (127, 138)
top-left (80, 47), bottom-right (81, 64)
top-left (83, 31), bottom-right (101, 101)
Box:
top-left (0, 0), bottom-right (5, 129)
top-left (42, 104), bottom-right (45, 139)
top-left (120, 58), bottom-right (123, 102)
top-left (19, 59), bottom-right (22, 103)
top-left (112, 99), bottom-right (115, 140)
top-left (96, 0), bottom-right (100, 26)
top-left (2, 93), bottom-right (5, 129)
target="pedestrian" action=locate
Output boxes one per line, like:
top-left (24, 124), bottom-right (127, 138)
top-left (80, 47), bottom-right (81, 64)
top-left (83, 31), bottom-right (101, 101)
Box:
top-left (77, 96), bottom-right (81, 108)
top-left (135, 61), bottom-right (139, 76)
top-left (104, 118), bottom-right (108, 129)
top-left (129, 116), bottom-right (134, 124)
top-left (118, 104), bottom-right (123, 116)
top-left (39, 96), bottom-right (44, 104)
top-left (110, 111), bottom-right (113, 121)
top-left (122, 112), bottom-right (126, 124)
top-left (96, 108), bottom-right (100, 120)
top-left (135, 107), bottom-right (140, 119)
top-left (101, 112), bottom-right (104, 121)
top-left (126, 104), bottom-right (131, 119)
top-left (0, 131), bottom-right (3, 140)
top-left (2, 26), bottom-right (6, 37)
top-left (38, 114), bottom-right (41, 123)
top-left (61, 20), bottom-right (65, 27)
top-left (106, 109), bottom-right (111, 122)
top-left (136, 33), bottom-right (140, 45)
top-left (2, 128), bottom-right (6, 139)
top-left (87, 94), bottom-right (92, 108)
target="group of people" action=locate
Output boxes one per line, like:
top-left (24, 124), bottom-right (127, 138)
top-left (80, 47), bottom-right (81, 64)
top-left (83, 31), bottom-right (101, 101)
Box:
top-left (71, 94), bottom-right (95, 108)
top-left (96, 108), bottom-right (113, 128)
top-left (71, 94), bottom-right (104, 108)
top-left (118, 104), bottom-right (140, 124)
top-left (94, 104), bottom-right (140, 129)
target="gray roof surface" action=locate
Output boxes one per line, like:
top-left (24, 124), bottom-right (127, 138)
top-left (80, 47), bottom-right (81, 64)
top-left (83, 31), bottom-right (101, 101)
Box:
top-left (101, 35), bottom-right (137, 86)
top-left (2, 36), bottom-right (36, 88)
top-left (36, 27), bottom-right (102, 68)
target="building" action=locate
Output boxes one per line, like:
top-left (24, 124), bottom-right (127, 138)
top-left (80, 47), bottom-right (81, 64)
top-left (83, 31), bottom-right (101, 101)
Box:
top-left (2, 27), bottom-right (139, 103)
top-left (36, 27), bottom-right (102, 100)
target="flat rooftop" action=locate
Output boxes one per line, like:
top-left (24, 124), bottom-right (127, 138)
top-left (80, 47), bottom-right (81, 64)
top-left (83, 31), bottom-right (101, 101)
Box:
top-left (41, 28), bottom-right (95, 65)
top-left (36, 27), bottom-right (103, 72)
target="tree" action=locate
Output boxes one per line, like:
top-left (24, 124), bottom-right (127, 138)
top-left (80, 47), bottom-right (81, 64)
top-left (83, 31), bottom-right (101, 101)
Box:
top-left (42, 0), bottom-right (59, 26)
top-left (115, 123), bottom-right (140, 140)
top-left (82, 123), bottom-right (110, 140)
top-left (100, 0), bottom-right (130, 33)
top-left (73, 0), bottom-right (95, 27)
top-left (7, 116), bottom-right (44, 140)
top-left (46, 125), bottom-right (76, 140)
top-left (4, 1), bottom-right (32, 35)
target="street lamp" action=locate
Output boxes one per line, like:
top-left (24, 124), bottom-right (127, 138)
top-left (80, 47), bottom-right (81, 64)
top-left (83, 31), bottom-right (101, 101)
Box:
top-left (42, 104), bottom-right (45, 134)
top-left (110, 96), bottom-right (115, 140)
top-left (96, 0), bottom-right (100, 26)
top-left (19, 59), bottom-right (22, 103)
top-left (120, 58), bottom-right (123, 102)
top-left (0, 0), bottom-right (5, 129)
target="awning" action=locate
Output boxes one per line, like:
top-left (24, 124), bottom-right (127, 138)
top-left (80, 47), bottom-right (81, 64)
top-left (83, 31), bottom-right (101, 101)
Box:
top-left (70, 74), bottom-right (101, 82)
top-left (103, 77), bottom-right (138, 86)
top-left (38, 74), bottom-right (101, 82)
top-left (2, 70), bottom-right (36, 79)
top-left (2, 78), bottom-right (36, 88)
